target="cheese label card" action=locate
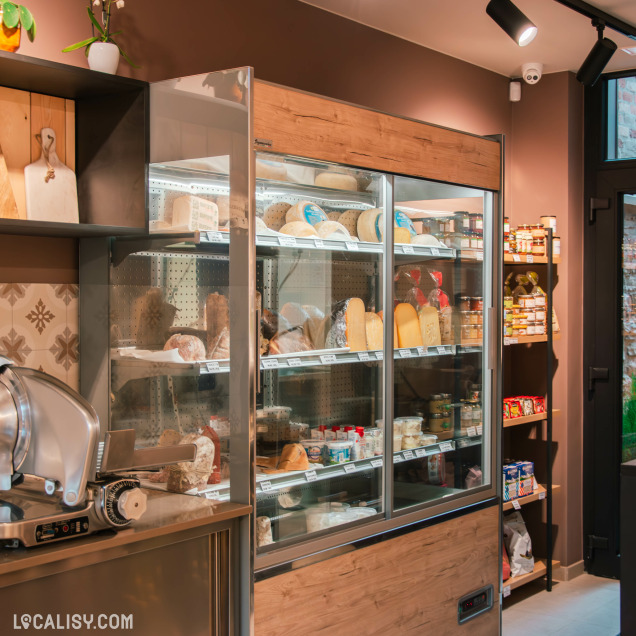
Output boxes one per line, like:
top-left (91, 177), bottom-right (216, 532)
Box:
top-left (205, 491), bottom-right (220, 499)
top-left (416, 346), bottom-right (425, 356)
top-left (399, 348), bottom-right (412, 358)
top-left (206, 231), bottom-right (223, 242)
top-left (503, 586), bottom-right (511, 598)
top-left (205, 361), bottom-right (220, 373)
top-left (512, 499), bottom-right (522, 510)
top-left (314, 238), bottom-right (325, 249)
top-left (305, 470), bottom-right (317, 482)
top-left (403, 245), bottom-right (414, 254)
top-left (439, 442), bottom-right (453, 452)
top-left (260, 480), bottom-right (273, 492)
top-left (477, 424), bottom-right (483, 435)
top-left (358, 352), bottom-right (371, 362)
top-left (437, 346), bottom-right (446, 355)
top-left (375, 351), bottom-right (384, 360)
top-left (513, 254), bottom-right (521, 262)
top-left (346, 241), bottom-right (359, 251)
top-left (320, 354), bottom-right (337, 364)
top-left (431, 247), bottom-right (440, 256)
top-left (527, 254), bottom-right (534, 263)
top-left (279, 236), bottom-right (297, 247)
top-left (539, 490), bottom-right (546, 500)
top-left (344, 463), bottom-right (356, 473)
top-left (403, 450), bottom-right (414, 460)
top-left (393, 454), bottom-right (404, 463)
top-left (476, 251), bottom-right (484, 261)
top-left (371, 458), bottom-right (383, 468)
top-left (415, 449), bottom-right (426, 458)
top-left (467, 426), bottom-right (477, 437)
top-left (288, 358), bottom-right (302, 367)
top-left (262, 358), bottom-right (279, 369)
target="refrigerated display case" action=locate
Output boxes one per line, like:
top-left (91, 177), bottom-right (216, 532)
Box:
top-left (81, 68), bottom-right (502, 634)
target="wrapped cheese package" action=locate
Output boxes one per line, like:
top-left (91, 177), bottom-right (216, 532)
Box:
top-left (171, 195), bottom-right (219, 231)
top-left (325, 297), bottom-right (366, 352)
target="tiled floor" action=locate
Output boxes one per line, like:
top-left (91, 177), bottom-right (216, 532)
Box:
top-left (503, 573), bottom-right (620, 635)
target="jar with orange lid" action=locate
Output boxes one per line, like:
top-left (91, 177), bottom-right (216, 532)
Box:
top-left (532, 238), bottom-right (545, 256)
top-left (530, 224), bottom-right (545, 239)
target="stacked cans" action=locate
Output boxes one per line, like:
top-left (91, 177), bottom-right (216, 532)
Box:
top-left (503, 461), bottom-right (535, 501)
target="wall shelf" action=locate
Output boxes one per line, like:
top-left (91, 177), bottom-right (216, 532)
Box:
top-left (503, 409), bottom-right (561, 428)
top-left (506, 559), bottom-right (561, 592)
top-left (503, 484), bottom-right (560, 511)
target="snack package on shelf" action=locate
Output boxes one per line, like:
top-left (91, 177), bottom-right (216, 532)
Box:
top-left (503, 510), bottom-right (535, 577)
top-left (503, 396), bottom-right (546, 420)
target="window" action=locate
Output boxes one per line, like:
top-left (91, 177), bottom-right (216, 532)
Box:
top-left (607, 76), bottom-right (636, 161)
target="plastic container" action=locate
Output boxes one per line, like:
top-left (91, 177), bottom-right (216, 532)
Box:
top-left (540, 215), bottom-right (557, 233)
top-left (393, 434), bottom-right (403, 452)
top-left (301, 439), bottom-right (326, 464)
top-left (420, 433), bottom-right (438, 446)
top-left (401, 434), bottom-right (421, 449)
top-left (327, 441), bottom-right (352, 465)
top-left (395, 416), bottom-right (423, 436)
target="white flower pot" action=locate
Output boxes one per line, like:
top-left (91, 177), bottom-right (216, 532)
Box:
top-left (87, 42), bottom-right (119, 74)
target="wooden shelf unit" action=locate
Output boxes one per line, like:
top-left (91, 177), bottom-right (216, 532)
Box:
top-left (504, 253), bottom-right (561, 265)
top-left (506, 559), bottom-right (561, 591)
top-left (504, 332), bottom-right (561, 346)
top-left (503, 484), bottom-right (560, 511)
top-left (503, 409), bottom-right (561, 428)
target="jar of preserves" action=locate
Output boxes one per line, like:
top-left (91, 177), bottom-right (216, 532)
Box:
top-left (477, 236), bottom-right (484, 250)
top-left (469, 311), bottom-right (480, 325)
top-left (518, 294), bottom-right (535, 309)
top-left (512, 304), bottom-right (522, 315)
top-left (540, 215), bottom-right (557, 233)
top-left (504, 323), bottom-right (513, 336)
top-left (459, 296), bottom-right (471, 312)
top-left (469, 213), bottom-right (484, 232)
top-left (470, 297), bottom-right (483, 311)
top-left (525, 309), bottom-right (536, 321)
top-left (429, 394), bottom-right (447, 414)
top-left (429, 413), bottom-right (451, 433)
top-left (455, 211), bottom-right (471, 232)
top-left (469, 233), bottom-right (480, 250)
top-left (532, 238), bottom-right (545, 256)
top-left (460, 311), bottom-right (471, 326)
top-left (460, 402), bottom-right (473, 425)
top-left (553, 236), bottom-right (561, 256)
top-left (530, 223), bottom-right (545, 239)
top-left (535, 321), bottom-right (546, 335)
top-left (503, 216), bottom-right (510, 233)
top-left (504, 296), bottom-right (514, 309)
top-left (535, 308), bottom-right (546, 322)
top-left (504, 234), bottom-right (510, 253)
top-left (532, 292), bottom-right (546, 308)
top-left (527, 322), bottom-right (536, 336)
top-left (513, 325), bottom-right (527, 336)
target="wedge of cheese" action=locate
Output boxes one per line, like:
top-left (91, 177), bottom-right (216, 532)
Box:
top-left (279, 221), bottom-right (318, 237)
top-left (395, 303), bottom-right (424, 348)
top-left (286, 200), bottom-right (328, 226)
top-left (394, 228), bottom-right (412, 244)
top-left (172, 195), bottom-right (219, 231)
top-left (378, 310), bottom-right (398, 348)
top-left (315, 220), bottom-right (351, 240)
top-left (365, 312), bottom-right (383, 351)
top-left (418, 305), bottom-right (442, 346)
top-left (325, 298), bottom-right (366, 352)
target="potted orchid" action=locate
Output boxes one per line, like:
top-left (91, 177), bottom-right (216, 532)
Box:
top-left (62, 0), bottom-right (137, 74)
top-left (0, 2), bottom-right (36, 52)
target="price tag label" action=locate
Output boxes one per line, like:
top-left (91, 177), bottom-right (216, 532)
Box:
top-left (393, 454), bottom-right (404, 463)
top-left (431, 247), bottom-right (440, 256)
top-left (346, 242), bottom-right (359, 251)
top-left (205, 361), bottom-right (220, 373)
top-left (205, 491), bottom-right (220, 499)
top-left (503, 586), bottom-right (511, 598)
top-left (399, 348), bottom-right (412, 358)
top-left (416, 347), bottom-right (425, 356)
top-left (512, 499), bottom-right (522, 510)
top-left (375, 351), bottom-right (384, 360)
top-left (262, 358), bottom-right (279, 369)
top-left (371, 458), bottom-right (383, 468)
top-left (539, 490), bottom-right (546, 500)
top-left (260, 480), bottom-right (273, 492)
top-left (467, 426), bottom-right (477, 437)
top-left (512, 254), bottom-right (521, 262)
top-left (477, 424), bottom-right (483, 435)
top-left (403, 450), bottom-right (415, 460)
top-left (205, 231), bottom-right (224, 242)
top-left (476, 251), bottom-right (484, 261)
top-left (344, 463), bottom-right (357, 473)
top-left (320, 354), bottom-right (337, 364)
top-left (305, 470), bottom-right (317, 482)
top-left (287, 358), bottom-right (302, 367)
top-left (415, 448), bottom-right (426, 458)
top-left (439, 442), bottom-right (453, 452)
top-left (278, 236), bottom-right (297, 247)
top-left (313, 239), bottom-right (325, 249)
top-left (358, 352), bottom-right (371, 362)
top-left (437, 346), bottom-right (446, 355)
top-left (526, 254), bottom-right (534, 263)
top-left (403, 245), bottom-right (414, 254)
top-left (504, 337), bottom-right (518, 346)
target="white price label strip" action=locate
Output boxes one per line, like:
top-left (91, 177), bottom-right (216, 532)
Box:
top-left (305, 470), bottom-right (317, 482)
top-left (431, 247), bottom-right (440, 256)
top-left (314, 239), bottom-right (325, 249)
top-left (476, 251), bottom-right (484, 261)
top-left (320, 354), bottom-right (337, 364)
top-left (512, 254), bottom-right (521, 262)
top-left (279, 236), bottom-right (297, 247)
top-left (346, 242), bottom-right (359, 251)
top-left (437, 346), bottom-right (446, 355)
top-left (477, 424), bottom-right (483, 435)
top-left (415, 449), bottom-right (426, 458)
top-left (539, 490), bottom-right (546, 500)
top-left (467, 426), bottom-right (477, 437)
top-left (358, 352), bottom-right (371, 362)
top-left (262, 358), bottom-right (279, 369)
top-left (504, 337), bottom-right (518, 346)
top-left (376, 351), bottom-right (384, 360)
top-left (416, 347), bottom-right (425, 356)
top-left (344, 463), bottom-right (357, 473)
top-left (399, 348), bottom-right (412, 358)
top-left (512, 499), bottom-right (522, 510)
top-left (439, 442), bottom-right (453, 452)
top-left (403, 450), bottom-right (414, 460)
top-left (205, 361), bottom-right (220, 372)
top-left (503, 586), bottom-right (511, 598)
top-left (370, 458), bottom-right (383, 468)
top-left (205, 491), bottom-right (220, 499)
top-left (260, 480), bottom-right (273, 492)
top-left (526, 254), bottom-right (534, 263)
top-left (403, 245), bottom-right (414, 254)
top-left (393, 454), bottom-right (404, 463)
top-left (287, 358), bottom-right (302, 367)
top-left (206, 231), bottom-right (223, 242)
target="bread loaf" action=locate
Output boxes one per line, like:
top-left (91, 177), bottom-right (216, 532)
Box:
top-left (206, 293), bottom-right (229, 357)
top-left (209, 327), bottom-right (230, 359)
top-left (166, 434), bottom-right (215, 493)
top-left (158, 429), bottom-right (181, 447)
top-left (163, 334), bottom-right (206, 361)
top-left (201, 425), bottom-right (221, 484)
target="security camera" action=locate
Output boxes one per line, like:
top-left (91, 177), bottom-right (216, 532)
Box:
top-left (521, 63), bottom-right (543, 84)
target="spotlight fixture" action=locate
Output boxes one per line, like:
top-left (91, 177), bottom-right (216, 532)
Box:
top-left (576, 20), bottom-right (617, 87)
top-left (486, 0), bottom-right (538, 47)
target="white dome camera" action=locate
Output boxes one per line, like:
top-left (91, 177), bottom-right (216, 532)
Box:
top-left (521, 63), bottom-right (543, 84)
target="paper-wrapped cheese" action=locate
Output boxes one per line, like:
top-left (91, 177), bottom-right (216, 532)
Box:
top-left (163, 334), bottom-right (206, 361)
top-left (302, 305), bottom-right (327, 348)
top-left (279, 221), bottom-right (318, 238)
top-left (418, 305), bottom-right (442, 346)
top-left (325, 297), bottom-right (366, 352)
top-left (286, 201), bottom-right (328, 226)
top-left (314, 220), bottom-right (351, 240)
top-left (166, 433), bottom-right (215, 493)
top-left (395, 303), bottom-right (424, 348)
top-left (256, 516), bottom-right (274, 547)
top-left (314, 172), bottom-right (358, 191)
top-left (263, 202), bottom-right (291, 231)
top-left (280, 302), bottom-right (311, 329)
top-left (172, 195), bottom-right (219, 231)
top-left (268, 328), bottom-right (313, 355)
top-left (365, 312), bottom-right (384, 351)
top-left (206, 292), bottom-right (229, 357)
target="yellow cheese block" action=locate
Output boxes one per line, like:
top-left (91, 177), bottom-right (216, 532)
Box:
top-left (378, 310), bottom-right (398, 348)
top-left (325, 298), bottom-right (367, 352)
top-left (418, 305), bottom-right (442, 346)
top-left (395, 303), bottom-right (424, 348)
top-left (394, 227), bottom-right (411, 244)
top-left (365, 312), bottom-right (383, 351)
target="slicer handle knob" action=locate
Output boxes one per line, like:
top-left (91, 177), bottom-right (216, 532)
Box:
top-left (117, 487), bottom-right (147, 521)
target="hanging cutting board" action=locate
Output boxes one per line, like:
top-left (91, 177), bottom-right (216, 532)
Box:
top-left (25, 127), bottom-right (79, 224)
top-left (0, 142), bottom-right (18, 219)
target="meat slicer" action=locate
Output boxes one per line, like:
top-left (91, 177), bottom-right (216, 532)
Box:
top-left (0, 356), bottom-right (196, 547)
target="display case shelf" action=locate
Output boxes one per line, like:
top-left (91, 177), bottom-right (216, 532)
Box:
top-left (503, 409), bottom-right (561, 428)
top-left (504, 332), bottom-right (562, 346)
top-left (505, 559), bottom-right (561, 592)
top-left (505, 253), bottom-right (561, 265)
top-left (502, 484), bottom-right (560, 511)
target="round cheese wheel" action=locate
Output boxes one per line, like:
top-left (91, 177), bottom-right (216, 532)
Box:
top-left (412, 234), bottom-right (443, 247)
top-left (327, 211), bottom-right (342, 222)
top-left (263, 202), bottom-right (291, 231)
top-left (315, 172), bottom-right (358, 191)
top-left (357, 208), bottom-right (383, 242)
top-left (339, 210), bottom-right (362, 237)
top-left (286, 201), bottom-right (328, 226)
top-left (163, 334), bottom-right (206, 361)
top-left (256, 159), bottom-right (287, 181)
top-left (315, 220), bottom-right (351, 240)
top-left (394, 209), bottom-right (417, 236)
top-left (279, 221), bottom-right (319, 237)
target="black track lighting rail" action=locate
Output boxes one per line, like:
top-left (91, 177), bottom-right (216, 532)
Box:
top-left (553, 0), bottom-right (636, 40)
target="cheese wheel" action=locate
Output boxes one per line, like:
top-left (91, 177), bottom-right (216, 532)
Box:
top-left (365, 312), bottom-right (383, 351)
top-left (327, 211), bottom-right (342, 222)
top-left (279, 221), bottom-right (318, 237)
top-left (263, 202), bottom-right (291, 231)
top-left (286, 201), bottom-right (328, 226)
top-left (339, 210), bottom-right (362, 237)
top-left (395, 303), bottom-right (424, 348)
top-left (315, 172), bottom-right (358, 191)
top-left (256, 159), bottom-right (287, 181)
top-left (357, 208), bottom-right (382, 242)
top-left (314, 220), bottom-right (351, 240)
top-left (394, 209), bottom-right (417, 236)
top-left (418, 306), bottom-right (442, 346)
top-left (324, 298), bottom-right (366, 352)
top-left (172, 195), bottom-right (219, 231)
top-left (378, 310), bottom-right (398, 348)
top-left (412, 234), bottom-right (443, 247)
top-left (394, 227), bottom-right (412, 244)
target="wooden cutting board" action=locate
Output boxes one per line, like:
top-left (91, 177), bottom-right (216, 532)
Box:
top-left (25, 127), bottom-right (79, 224)
top-left (0, 142), bottom-right (18, 219)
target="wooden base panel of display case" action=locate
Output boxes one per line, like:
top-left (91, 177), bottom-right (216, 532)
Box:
top-left (502, 484), bottom-right (560, 511)
top-left (255, 504), bottom-right (500, 635)
top-left (506, 559), bottom-right (561, 591)
top-left (503, 409), bottom-right (561, 428)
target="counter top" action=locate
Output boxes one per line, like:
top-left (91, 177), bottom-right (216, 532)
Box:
top-left (0, 489), bottom-right (251, 585)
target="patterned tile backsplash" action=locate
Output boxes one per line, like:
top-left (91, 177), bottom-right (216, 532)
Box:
top-left (0, 283), bottom-right (79, 391)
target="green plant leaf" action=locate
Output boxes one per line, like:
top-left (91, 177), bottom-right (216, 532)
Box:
top-left (110, 38), bottom-right (140, 68)
top-left (61, 36), bottom-right (99, 53)
top-left (2, 2), bottom-right (20, 28)
top-left (26, 19), bottom-right (35, 42)
top-left (17, 4), bottom-right (32, 31)
top-left (86, 6), bottom-right (105, 36)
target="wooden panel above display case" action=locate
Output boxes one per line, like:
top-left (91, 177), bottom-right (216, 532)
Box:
top-left (253, 80), bottom-right (501, 192)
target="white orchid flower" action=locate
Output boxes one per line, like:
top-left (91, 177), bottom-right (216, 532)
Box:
top-left (116, 0), bottom-right (125, 7)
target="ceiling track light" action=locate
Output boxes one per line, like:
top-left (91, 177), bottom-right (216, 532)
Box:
top-left (486, 0), bottom-right (538, 47)
top-left (576, 19), bottom-right (618, 87)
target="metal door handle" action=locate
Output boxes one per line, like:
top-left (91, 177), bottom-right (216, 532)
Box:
top-left (588, 367), bottom-right (609, 392)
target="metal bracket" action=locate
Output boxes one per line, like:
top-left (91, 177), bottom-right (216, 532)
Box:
top-left (588, 366), bottom-right (609, 392)
top-left (589, 197), bottom-right (610, 224)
